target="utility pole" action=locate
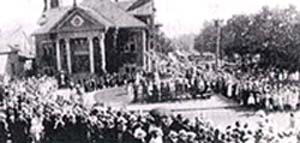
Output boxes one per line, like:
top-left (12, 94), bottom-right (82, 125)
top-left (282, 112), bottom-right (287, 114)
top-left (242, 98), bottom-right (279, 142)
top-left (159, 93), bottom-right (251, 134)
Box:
top-left (214, 19), bottom-right (222, 70)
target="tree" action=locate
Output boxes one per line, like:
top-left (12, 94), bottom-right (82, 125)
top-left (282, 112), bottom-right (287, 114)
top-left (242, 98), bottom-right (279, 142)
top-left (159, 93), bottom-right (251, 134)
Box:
top-left (172, 34), bottom-right (196, 52)
top-left (194, 5), bottom-right (300, 72)
top-left (194, 21), bottom-right (217, 54)
top-left (152, 31), bottom-right (176, 54)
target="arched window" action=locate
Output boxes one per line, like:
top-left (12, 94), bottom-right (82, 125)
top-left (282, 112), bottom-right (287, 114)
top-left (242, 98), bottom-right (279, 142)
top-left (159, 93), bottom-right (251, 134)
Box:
top-left (124, 42), bottom-right (136, 53)
top-left (150, 40), bottom-right (154, 50)
top-left (41, 41), bottom-right (56, 71)
top-left (130, 43), bottom-right (136, 52)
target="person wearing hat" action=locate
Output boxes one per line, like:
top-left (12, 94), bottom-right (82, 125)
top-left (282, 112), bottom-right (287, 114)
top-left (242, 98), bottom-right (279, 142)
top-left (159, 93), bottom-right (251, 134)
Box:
top-left (187, 131), bottom-right (198, 143)
top-left (13, 113), bottom-right (30, 143)
top-left (165, 130), bottom-right (178, 143)
top-left (30, 112), bottom-right (45, 143)
top-left (133, 127), bottom-right (147, 143)
top-left (115, 115), bottom-right (128, 143)
top-left (178, 129), bottom-right (188, 143)
top-left (149, 127), bottom-right (164, 143)
top-left (0, 112), bottom-right (8, 143)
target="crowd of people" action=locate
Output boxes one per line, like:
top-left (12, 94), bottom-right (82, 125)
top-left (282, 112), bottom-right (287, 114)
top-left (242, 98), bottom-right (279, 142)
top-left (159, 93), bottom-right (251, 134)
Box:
top-left (1, 71), bottom-right (300, 143)
top-left (130, 69), bottom-right (214, 104)
top-left (0, 75), bottom-right (246, 143)
top-left (212, 68), bottom-right (300, 111)
top-left (57, 71), bottom-right (135, 92)
top-left (57, 65), bottom-right (300, 111)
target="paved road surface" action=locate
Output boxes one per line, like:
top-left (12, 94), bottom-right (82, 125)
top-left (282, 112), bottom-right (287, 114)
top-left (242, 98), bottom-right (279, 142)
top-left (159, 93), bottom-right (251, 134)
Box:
top-left (91, 87), bottom-right (299, 132)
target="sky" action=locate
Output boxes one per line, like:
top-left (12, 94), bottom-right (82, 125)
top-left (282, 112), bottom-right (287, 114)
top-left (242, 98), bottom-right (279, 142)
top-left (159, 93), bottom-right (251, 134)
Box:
top-left (1, 0), bottom-right (300, 38)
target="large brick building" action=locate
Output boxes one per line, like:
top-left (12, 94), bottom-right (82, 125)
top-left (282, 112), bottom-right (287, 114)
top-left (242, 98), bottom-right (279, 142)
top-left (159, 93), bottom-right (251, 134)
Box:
top-left (33, 0), bottom-right (157, 75)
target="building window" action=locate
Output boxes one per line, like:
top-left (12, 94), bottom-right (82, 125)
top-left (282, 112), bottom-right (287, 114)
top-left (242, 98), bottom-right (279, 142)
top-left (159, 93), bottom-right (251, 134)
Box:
top-left (59, 39), bottom-right (68, 71)
top-left (123, 64), bottom-right (137, 73)
top-left (130, 42), bottom-right (137, 53)
top-left (11, 63), bottom-right (15, 75)
top-left (69, 38), bottom-right (90, 73)
top-left (124, 42), bottom-right (136, 53)
top-left (150, 41), bottom-right (154, 50)
top-left (41, 41), bottom-right (56, 68)
top-left (130, 43), bottom-right (136, 52)
top-left (131, 67), bottom-right (136, 73)
top-left (125, 67), bottom-right (130, 73)
top-left (124, 45), bottom-right (129, 52)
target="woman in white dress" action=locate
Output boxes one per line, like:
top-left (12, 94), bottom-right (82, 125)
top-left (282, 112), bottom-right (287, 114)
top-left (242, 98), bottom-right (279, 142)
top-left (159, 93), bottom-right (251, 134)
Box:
top-left (277, 92), bottom-right (284, 111)
top-left (30, 113), bottom-right (44, 143)
top-left (248, 93), bottom-right (256, 107)
top-left (127, 82), bottom-right (134, 101)
top-left (265, 92), bottom-right (272, 111)
top-left (227, 79), bottom-right (233, 98)
top-left (290, 87), bottom-right (298, 110)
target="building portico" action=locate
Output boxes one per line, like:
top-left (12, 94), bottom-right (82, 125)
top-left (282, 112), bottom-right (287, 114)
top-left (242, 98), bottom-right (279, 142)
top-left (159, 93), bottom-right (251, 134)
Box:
top-left (54, 30), bottom-right (106, 74)
top-left (33, 0), bottom-right (155, 76)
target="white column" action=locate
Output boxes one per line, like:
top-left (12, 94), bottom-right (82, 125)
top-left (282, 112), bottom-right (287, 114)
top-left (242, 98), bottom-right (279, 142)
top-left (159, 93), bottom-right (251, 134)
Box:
top-left (141, 30), bottom-right (147, 71)
top-left (100, 33), bottom-right (106, 72)
top-left (56, 40), bottom-right (61, 71)
top-left (66, 38), bottom-right (72, 74)
top-left (89, 37), bottom-right (95, 73)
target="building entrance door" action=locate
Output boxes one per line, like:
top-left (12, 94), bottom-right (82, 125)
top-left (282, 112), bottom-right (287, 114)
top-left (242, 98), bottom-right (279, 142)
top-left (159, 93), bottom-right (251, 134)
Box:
top-left (70, 38), bottom-right (90, 73)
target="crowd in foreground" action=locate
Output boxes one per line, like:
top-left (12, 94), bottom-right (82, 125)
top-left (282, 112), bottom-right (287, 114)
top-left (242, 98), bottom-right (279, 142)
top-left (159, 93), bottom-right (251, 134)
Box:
top-left (0, 75), bottom-right (220, 143)
top-left (1, 75), bottom-right (300, 143)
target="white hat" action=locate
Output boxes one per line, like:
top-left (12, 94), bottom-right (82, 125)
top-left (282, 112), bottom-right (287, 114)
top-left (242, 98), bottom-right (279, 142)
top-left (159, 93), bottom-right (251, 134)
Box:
top-left (134, 128), bottom-right (147, 139)
top-left (0, 112), bottom-right (7, 119)
top-left (168, 130), bottom-right (178, 138)
top-left (187, 132), bottom-right (197, 140)
top-left (117, 116), bottom-right (128, 124)
top-left (178, 129), bottom-right (188, 138)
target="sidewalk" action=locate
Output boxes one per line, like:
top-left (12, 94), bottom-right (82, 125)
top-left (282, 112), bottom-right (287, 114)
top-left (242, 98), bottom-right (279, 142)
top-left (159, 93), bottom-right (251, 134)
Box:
top-left (126, 95), bottom-right (241, 112)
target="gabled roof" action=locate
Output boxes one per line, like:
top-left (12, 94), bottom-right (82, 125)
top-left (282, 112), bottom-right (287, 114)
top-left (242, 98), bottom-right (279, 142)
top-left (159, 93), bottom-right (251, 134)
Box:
top-left (80, 6), bottom-right (114, 27)
top-left (115, 0), bottom-right (154, 16)
top-left (34, 0), bottom-right (146, 35)
top-left (127, 0), bottom-right (151, 11)
top-left (127, 0), bottom-right (154, 15)
top-left (0, 25), bottom-right (34, 56)
top-left (0, 43), bottom-right (19, 54)
top-left (81, 0), bottom-right (146, 28)
top-left (34, 7), bottom-right (72, 35)
top-left (51, 6), bottom-right (113, 32)
top-left (115, 0), bottom-right (135, 10)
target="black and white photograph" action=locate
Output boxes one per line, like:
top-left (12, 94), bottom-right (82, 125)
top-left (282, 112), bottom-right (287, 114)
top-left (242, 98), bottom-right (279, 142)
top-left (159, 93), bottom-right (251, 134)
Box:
top-left (1, 0), bottom-right (300, 143)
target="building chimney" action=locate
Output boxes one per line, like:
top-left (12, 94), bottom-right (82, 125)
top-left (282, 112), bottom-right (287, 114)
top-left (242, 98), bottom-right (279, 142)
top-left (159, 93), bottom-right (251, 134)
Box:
top-left (44, 0), bottom-right (61, 11)
top-left (50, 0), bottom-right (60, 9)
top-left (43, 0), bottom-right (48, 12)
top-left (73, 0), bottom-right (77, 7)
